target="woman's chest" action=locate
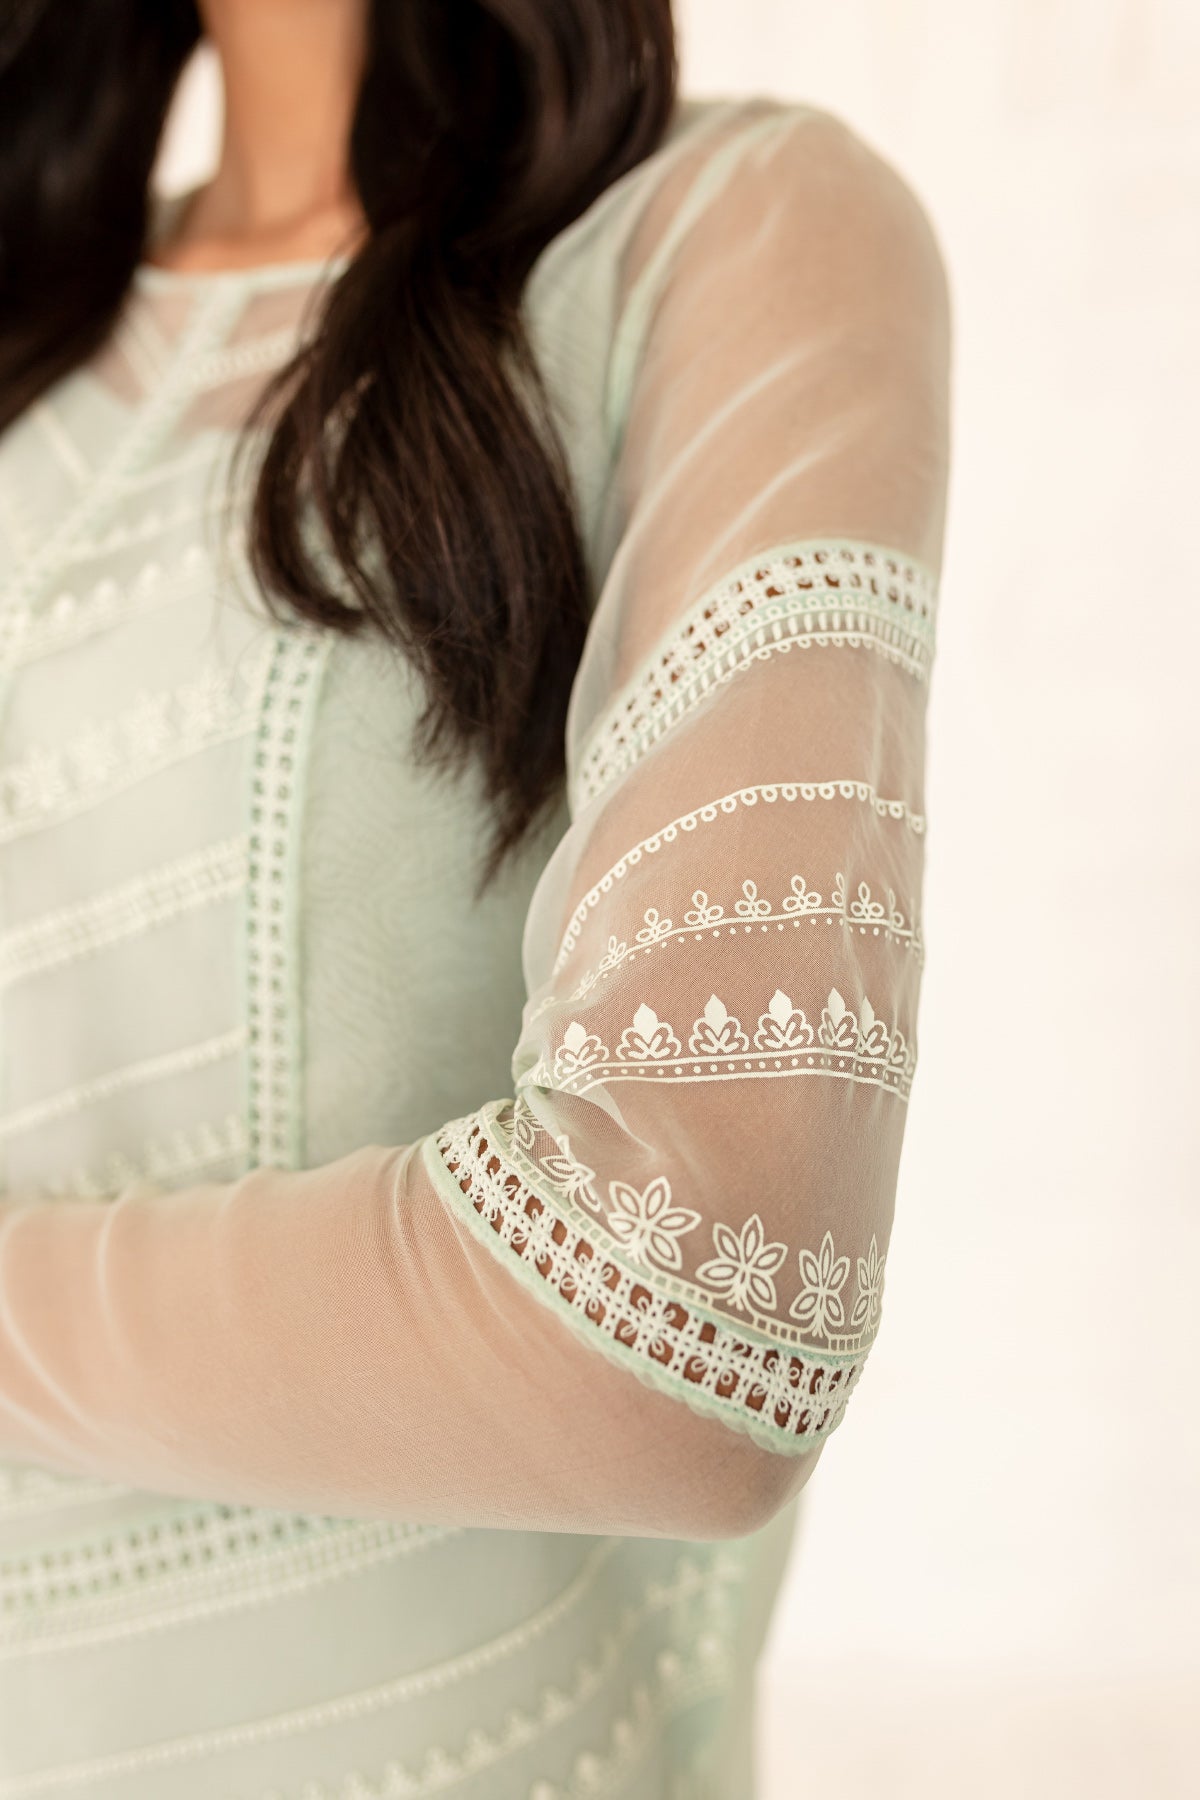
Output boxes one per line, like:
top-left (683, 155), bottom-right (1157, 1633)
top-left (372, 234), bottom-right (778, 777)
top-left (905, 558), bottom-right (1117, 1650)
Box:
top-left (0, 413), bottom-right (554, 1200)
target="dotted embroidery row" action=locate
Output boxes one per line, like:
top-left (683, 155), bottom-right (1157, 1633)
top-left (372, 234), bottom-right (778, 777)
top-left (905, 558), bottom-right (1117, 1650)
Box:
top-left (244, 628), bottom-right (332, 1168)
top-left (0, 836), bottom-right (248, 989)
top-left (551, 778), bottom-right (925, 975)
top-left (435, 1110), bottom-right (863, 1451)
top-left (528, 980), bottom-right (915, 1101)
top-left (0, 637), bottom-right (275, 846)
top-left (0, 1507), bottom-right (452, 1637)
top-left (529, 866), bottom-right (921, 1030)
top-left (45, 1109), bottom-right (249, 1202)
top-left (570, 540), bottom-right (938, 814)
top-left (10, 541), bottom-right (212, 669)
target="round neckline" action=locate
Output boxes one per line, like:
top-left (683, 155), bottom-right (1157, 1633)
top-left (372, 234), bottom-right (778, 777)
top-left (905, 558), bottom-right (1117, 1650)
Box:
top-left (136, 187), bottom-right (353, 295)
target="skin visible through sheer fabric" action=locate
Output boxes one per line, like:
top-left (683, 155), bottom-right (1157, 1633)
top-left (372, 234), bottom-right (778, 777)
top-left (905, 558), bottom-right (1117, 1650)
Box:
top-left (0, 104), bottom-right (951, 1544)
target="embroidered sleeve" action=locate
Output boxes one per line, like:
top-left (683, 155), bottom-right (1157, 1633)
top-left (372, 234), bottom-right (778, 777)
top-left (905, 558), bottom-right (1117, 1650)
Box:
top-left (0, 105), bottom-right (951, 1537)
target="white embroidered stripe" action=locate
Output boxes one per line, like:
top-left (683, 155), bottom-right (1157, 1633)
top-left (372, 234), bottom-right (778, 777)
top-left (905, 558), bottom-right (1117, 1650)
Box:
top-left (570, 539), bottom-right (938, 815)
top-left (0, 639), bottom-right (274, 845)
top-left (430, 1112), bottom-right (864, 1455)
top-left (11, 544), bottom-right (214, 670)
top-left (551, 777), bottom-right (924, 976)
top-left (51, 489), bottom-right (238, 572)
top-left (0, 838), bottom-right (248, 989)
top-left (0, 1516), bottom-right (461, 1653)
top-left (46, 1110), bottom-right (249, 1202)
top-left (530, 864), bottom-right (921, 1029)
top-left (0, 1028), bottom-right (245, 1144)
top-left (181, 328), bottom-right (304, 395)
top-left (534, 979), bottom-right (914, 1101)
top-left (0, 1540), bottom-right (625, 1792)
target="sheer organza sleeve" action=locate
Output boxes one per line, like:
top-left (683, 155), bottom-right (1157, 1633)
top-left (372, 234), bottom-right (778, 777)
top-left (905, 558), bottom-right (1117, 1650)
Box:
top-left (0, 106), bottom-right (951, 1539)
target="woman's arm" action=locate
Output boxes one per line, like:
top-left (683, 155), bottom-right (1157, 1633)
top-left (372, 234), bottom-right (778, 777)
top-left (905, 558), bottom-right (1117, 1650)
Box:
top-left (0, 106), bottom-right (951, 1539)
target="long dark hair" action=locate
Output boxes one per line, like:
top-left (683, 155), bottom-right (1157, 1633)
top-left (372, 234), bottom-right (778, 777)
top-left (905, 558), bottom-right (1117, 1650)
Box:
top-left (0, 0), bottom-right (678, 894)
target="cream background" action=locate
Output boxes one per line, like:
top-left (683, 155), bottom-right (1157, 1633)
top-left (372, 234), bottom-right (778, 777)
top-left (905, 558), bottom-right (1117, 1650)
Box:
top-left (155, 5), bottom-right (1199, 1795)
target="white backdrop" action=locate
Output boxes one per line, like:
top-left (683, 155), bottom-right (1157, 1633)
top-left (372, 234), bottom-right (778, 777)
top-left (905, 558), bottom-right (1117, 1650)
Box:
top-left (159, 6), bottom-right (1200, 1795)
top-left (673, 4), bottom-right (1199, 1796)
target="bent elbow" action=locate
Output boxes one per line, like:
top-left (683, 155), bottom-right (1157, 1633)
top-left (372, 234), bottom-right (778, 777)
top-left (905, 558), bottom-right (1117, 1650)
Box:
top-left (635, 1403), bottom-right (830, 1542)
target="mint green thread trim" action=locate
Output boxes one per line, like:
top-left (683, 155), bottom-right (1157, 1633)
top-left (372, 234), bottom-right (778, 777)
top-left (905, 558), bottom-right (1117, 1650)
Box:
top-left (421, 1127), bottom-right (862, 1459)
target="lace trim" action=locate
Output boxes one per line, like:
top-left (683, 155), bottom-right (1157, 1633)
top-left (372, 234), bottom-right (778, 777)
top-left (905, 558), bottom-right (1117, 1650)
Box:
top-left (430, 1110), bottom-right (864, 1454)
top-left (0, 1509), bottom-right (458, 1650)
top-left (0, 837), bottom-right (248, 989)
top-left (528, 979), bottom-right (914, 1103)
top-left (532, 866), bottom-right (921, 1031)
top-left (244, 628), bottom-right (333, 1167)
top-left (11, 542), bottom-right (212, 668)
top-left (0, 637), bottom-right (275, 845)
top-left (454, 1098), bottom-right (883, 1350)
top-left (552, 778), bottom-right (924, 975)
top-left (570, 539), bottom-right (938, 814)
top-left (0, 1028), bottom-right (244, 1145)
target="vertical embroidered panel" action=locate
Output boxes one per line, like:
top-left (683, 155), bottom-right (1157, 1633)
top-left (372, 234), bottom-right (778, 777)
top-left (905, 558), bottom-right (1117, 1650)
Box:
top-left (243, 627), bottom-right (333, 1170)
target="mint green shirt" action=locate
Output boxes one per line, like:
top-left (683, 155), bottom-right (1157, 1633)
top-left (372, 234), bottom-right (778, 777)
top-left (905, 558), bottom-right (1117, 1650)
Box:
top-left (0, 92), bottom-right (949, 1798)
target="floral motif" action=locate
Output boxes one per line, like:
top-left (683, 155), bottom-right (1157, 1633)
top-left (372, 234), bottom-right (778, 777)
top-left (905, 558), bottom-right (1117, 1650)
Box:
top-left (541, 1136), bottom-right (601, 1213)
top-left (696, 1214), bottom-right (789, 1313)
top-left (553, 1020), bottom-right (607, 1080)
top-left (789, 1229), bottom-right (850, 1336)
top-left (683, 890), bottom-right (724, 928)
top-left (510, 1096), bottom-right (540, 1156)
top-left (733, 879), bottom-right (771, 919)
top-left (687, 994), bottom-right (749, 1056)
top-left (616, 1003), bottom-right (681, 1061)
top-left (604, 1177), bottom-right (701, 1270)
top-left (819, 989), bottom-right (858, 1052)
top-left (856, 996), bottom-right (891, 1058)
top-left (752, 989), bottom-right (814, 1051)
top-left (850, 1235), bottom-right (886, 1330)
top-left (634, 908), bottom-right (673, 945)
top-left (782, 874), bottom-right (823, 914)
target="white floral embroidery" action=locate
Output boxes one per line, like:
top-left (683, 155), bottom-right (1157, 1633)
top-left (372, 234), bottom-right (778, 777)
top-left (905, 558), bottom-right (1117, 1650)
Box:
top-left (850, 1235), bottom-right (886, 1331)
top-left (552, 782), bottom-right (926, 976)
top-left (616, 1003), bottom-right (681, 1061)
top-left (553, 1020), bottom-right (607, 1080)
top-left (510, 1096), bottom-right (540, 1156)
top-left (687, 994), bottom-right (749, 1057)
top-left (634, 907), bottom-right (673, 945)
top-left (789, 1229), bottom-right (850, 1336)
top-left (541, 1136), bottom-right (601, 1213)
top-left (753, 989), bottom-right (814, 1051)
top-left (683, 890), bottom-right (724, 928)
top-left (782, 874), bottom-right (823, 914)
top-left (733, 879), bottom-right (771, 919)
top-left (604, 1177), bottom-right (701, 1271)
top-left (696, 1215), bottom-right (789, 1314)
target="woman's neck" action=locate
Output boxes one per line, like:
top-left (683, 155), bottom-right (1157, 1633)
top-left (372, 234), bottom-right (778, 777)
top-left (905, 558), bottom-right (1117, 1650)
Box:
top-left (152, 0), bottom-right (369, 273)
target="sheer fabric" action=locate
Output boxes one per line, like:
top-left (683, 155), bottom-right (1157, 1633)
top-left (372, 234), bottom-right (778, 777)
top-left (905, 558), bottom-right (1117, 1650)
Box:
top-left (0, 103), bottom-right (950, 1545)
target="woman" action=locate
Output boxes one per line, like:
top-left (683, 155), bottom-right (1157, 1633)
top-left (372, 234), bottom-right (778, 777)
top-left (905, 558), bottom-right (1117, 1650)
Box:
top-left (0, 1), bottom-right (951, 1794)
